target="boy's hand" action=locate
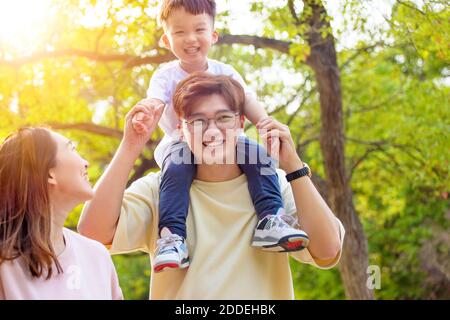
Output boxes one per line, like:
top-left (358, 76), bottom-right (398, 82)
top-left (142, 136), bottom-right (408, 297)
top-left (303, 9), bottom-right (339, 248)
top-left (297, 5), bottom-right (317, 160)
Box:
top-left (132, 98), bottom-right (165, 135)
top-left (123, 102), bottom-right (165, 154)
top-left (256, 117), bottom-right (303, 173)
top-left (255, 116), bottom-right (281, 164)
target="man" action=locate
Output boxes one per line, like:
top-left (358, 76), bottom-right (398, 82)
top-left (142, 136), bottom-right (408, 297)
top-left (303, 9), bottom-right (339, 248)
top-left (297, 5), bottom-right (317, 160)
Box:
top-left (78, 72), bottom-right (344, 299)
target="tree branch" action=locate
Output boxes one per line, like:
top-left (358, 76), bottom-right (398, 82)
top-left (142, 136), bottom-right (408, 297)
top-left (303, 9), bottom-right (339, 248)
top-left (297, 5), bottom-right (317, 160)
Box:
top-left (396, 0), bottom-right (426, 15)
top-left (288, 0), bottom-right (301, 25)
top-left (0, 49), bottom-right (176, 69)
top-left (344, 136), bottom-right (436, 181)
top-left (94, 0), bottom-right (114, 53)
top-left (218, 34), bottom-right (291, 53)
top-left (49, 122), bottom-right (123, 138)
top-left (128, 156), bottom-right (157, 186)
top-left (48, 122), bottom-right (159, 149)
top-left (286, 86), bottom-right (315, 126)
top-left (348, 147), bottom-right (381, 181)
top-left (340, 41), bottom-right (386, 70)
top-left (0, 35), bottom-right (292, 69)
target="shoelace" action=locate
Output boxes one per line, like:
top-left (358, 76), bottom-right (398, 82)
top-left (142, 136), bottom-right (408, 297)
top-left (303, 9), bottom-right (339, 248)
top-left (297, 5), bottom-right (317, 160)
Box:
top-left (266, 213), bottom-right (300, 230)
top-left (156, 234), bottom-right (183, 253)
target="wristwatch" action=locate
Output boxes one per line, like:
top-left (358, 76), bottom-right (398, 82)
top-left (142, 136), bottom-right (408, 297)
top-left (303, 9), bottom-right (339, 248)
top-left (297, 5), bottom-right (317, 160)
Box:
top-left (286, 162), bottom-right (312, 182)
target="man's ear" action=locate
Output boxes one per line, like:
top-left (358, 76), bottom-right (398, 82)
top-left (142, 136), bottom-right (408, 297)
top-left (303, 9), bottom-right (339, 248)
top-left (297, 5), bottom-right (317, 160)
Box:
top-left (177, 123), bottom-right (184, 141)
top-left (239, 114), bottom-right (245, 129)
top-left (160, 34), bottom-right (171, 49)
top-left (211, 30), bottom-right (219, 45)
top-left (48, 169), bottom-right (57, 186)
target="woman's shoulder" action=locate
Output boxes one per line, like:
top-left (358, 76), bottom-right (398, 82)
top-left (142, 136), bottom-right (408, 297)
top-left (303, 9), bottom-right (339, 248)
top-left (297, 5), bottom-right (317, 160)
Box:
top-left (63, 228), bottom-right (110, 257)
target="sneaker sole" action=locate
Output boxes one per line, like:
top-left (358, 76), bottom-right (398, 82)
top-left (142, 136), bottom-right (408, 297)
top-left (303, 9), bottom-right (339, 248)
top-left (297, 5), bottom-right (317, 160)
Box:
top-left (252, 234), bottom-right (309, 252)
top-left (153, 258), bottom-right (190, 273)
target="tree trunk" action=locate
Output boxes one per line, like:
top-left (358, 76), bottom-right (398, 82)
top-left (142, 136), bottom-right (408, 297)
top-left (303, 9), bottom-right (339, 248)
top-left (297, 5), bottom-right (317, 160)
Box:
top-left (304, 0), bottom-right (374, 299)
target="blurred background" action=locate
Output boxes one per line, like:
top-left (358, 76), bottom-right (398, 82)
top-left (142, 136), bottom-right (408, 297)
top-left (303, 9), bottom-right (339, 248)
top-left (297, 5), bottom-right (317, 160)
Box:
top-left (0, 0), bottom-right (448, 299)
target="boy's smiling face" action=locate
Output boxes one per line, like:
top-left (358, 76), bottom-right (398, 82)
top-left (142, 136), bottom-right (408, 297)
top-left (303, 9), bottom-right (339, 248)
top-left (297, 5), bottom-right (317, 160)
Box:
top-left (161, 7), bottom-right (218, 72)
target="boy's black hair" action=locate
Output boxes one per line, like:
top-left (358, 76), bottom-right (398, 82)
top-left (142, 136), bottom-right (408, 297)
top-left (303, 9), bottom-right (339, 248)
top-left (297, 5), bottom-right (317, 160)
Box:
top-left (159, 0), bottom-right (216, 25)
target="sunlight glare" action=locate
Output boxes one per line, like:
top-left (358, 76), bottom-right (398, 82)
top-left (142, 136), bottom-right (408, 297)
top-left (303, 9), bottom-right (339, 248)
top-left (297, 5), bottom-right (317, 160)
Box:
top-left (0, 0), bottom-right (53, 52)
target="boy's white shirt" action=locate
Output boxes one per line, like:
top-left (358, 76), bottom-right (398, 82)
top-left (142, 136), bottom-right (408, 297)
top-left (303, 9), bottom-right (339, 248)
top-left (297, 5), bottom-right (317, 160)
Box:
top-left (147, 58), bottom-right (256, 167)
top-left (109, 169), bottom-right (345, 300)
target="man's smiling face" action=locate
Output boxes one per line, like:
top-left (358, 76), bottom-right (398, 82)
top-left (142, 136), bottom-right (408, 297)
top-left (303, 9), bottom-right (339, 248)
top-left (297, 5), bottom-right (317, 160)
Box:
top-left (181, 93), bottom-right (244, 165)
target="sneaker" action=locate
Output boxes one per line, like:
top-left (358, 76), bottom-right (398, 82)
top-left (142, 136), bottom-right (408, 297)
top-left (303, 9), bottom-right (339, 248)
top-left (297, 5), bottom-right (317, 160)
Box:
top-left (252, 209), bottom-right (309, 252)
top-left (153, 227), bottom-right (190, 273)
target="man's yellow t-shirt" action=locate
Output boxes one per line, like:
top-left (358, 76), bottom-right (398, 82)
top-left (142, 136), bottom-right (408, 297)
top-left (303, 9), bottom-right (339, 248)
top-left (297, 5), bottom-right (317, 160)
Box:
top-left (110, 169), bottom-right (345, 299)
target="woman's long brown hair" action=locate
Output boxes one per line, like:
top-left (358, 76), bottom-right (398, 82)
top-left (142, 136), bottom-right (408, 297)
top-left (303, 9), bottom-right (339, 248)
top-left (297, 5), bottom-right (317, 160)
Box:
top-left (0, 127), bottom-right (63, 279)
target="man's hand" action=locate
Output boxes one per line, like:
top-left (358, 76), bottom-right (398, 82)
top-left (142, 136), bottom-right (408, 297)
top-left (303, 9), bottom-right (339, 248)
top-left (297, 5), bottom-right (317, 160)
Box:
top-left (256, 117), bottom-right (303, 173)
top-left (123, 101), bottom-right (165, 154)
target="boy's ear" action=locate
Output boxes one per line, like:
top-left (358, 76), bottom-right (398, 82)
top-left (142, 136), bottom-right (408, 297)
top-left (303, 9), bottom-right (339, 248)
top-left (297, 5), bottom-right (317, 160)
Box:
top-left (211, 31), bottom-right (219, 44)
top-left (160, 34), bottom-right (171, 49)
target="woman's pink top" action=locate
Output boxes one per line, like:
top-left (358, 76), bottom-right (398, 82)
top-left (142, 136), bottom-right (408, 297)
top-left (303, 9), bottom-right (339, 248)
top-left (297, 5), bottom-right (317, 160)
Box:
top-left (0, 228), bottom-right (123, 300)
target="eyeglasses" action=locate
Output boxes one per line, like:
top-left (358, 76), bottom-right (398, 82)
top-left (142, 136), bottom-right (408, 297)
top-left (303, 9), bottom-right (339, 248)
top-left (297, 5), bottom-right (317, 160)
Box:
top-left (182, 111), bottom-right (240, 132)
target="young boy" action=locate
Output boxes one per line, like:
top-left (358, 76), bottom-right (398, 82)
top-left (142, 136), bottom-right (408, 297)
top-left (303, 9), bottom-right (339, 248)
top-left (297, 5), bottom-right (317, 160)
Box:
top-left (134, 0), bottom-right (309, 273)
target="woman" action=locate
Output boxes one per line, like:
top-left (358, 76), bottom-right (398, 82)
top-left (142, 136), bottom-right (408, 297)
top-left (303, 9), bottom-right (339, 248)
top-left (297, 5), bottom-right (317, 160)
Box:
top-left (0, 127), bottom-right (122, 299)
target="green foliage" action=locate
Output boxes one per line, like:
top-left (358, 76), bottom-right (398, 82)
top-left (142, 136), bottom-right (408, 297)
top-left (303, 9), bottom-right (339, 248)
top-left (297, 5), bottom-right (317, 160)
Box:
top-left (112, 253), bottom-right (150, 300)
top-left (290, 258), bottom-right (346, 300)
